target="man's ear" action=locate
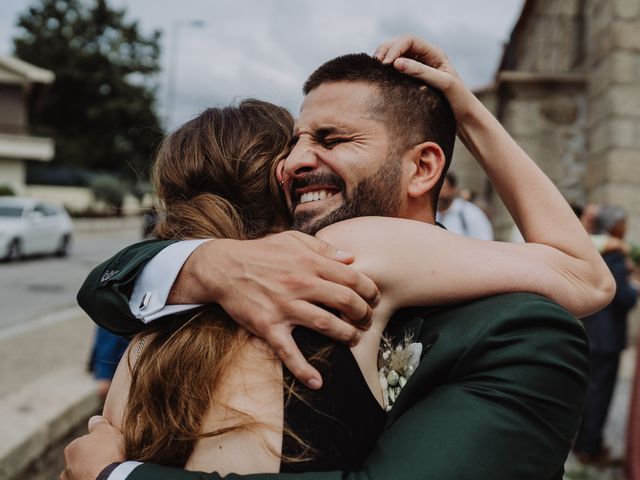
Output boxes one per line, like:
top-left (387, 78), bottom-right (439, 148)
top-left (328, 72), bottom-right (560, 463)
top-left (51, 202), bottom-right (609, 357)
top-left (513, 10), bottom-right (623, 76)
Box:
top-left (406, 141), bottom-right (446, 198)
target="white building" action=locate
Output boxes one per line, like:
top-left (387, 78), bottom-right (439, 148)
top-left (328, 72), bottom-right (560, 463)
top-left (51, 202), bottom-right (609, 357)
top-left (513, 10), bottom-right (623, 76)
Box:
top-left (0, 56), bottom-right (54, 194)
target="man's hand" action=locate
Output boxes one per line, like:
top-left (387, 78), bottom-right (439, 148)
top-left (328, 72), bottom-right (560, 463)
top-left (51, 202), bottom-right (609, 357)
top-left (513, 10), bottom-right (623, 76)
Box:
top-left (61, 416), bottom-right (125, 480)
top-left (169, 231), bottom-right (379, 389)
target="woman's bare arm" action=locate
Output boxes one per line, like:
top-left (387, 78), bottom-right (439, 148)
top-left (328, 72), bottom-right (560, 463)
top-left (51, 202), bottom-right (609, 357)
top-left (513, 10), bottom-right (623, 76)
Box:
top-left (314, 37), bottom-right (614, 318)
top-left (318, 216), bottom-right (607, 318)
top-left (102, 339), bottom-right (139, 431)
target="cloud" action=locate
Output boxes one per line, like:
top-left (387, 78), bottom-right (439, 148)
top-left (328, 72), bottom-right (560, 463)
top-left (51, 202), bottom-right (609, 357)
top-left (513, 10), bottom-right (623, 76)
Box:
top-left (1, 0), bottom-right (525, 127)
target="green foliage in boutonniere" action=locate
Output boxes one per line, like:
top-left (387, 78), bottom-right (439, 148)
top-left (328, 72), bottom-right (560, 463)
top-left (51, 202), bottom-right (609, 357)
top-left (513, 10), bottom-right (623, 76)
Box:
top-left (378, 334), bottom-right (422, 412)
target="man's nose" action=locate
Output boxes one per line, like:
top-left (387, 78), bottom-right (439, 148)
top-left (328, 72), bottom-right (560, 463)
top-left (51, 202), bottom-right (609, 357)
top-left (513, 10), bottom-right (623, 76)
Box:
top-left (285, 144), bottom-right (320, 178)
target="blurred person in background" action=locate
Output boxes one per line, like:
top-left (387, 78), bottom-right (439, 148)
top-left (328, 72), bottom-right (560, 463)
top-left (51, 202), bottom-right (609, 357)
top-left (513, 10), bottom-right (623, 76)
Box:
top-left (88, 327), bottom-right (129, 400)
top-left (436, 171), bottom-right (493, 240)
top-left (574, 205), bottom-right (639, 465)
top-left (580, 203), bottom-right (637, 259)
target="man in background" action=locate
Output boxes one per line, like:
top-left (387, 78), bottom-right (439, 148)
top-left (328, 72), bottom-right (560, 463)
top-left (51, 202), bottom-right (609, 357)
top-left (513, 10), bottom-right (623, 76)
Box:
top-left (436, 171), bottom-right (493, 240)
top-left (575, 205), bottom-right (639, 465)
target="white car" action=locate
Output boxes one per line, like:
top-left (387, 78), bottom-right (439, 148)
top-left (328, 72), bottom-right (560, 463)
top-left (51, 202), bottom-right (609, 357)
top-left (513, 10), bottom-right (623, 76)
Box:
top-left (0, 197), bottom-right (73, 261)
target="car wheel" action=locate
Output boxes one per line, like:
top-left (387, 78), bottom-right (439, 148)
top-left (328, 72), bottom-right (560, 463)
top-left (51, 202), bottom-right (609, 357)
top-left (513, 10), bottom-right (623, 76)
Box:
top-left (6, 239), bottom-right (22, 261)
top-left (55, 234), bottom-right (71, 257)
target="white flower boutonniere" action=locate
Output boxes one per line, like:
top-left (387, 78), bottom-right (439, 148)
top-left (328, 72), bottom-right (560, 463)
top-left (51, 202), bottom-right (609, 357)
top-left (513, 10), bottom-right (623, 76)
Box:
top-left (378, 335), bottom-right (422, 412)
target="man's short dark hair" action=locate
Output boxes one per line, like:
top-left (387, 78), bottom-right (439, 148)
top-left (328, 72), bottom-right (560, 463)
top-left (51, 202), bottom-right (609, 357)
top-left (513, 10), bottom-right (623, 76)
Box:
top-left (303, 53), bottom-right (456, 206)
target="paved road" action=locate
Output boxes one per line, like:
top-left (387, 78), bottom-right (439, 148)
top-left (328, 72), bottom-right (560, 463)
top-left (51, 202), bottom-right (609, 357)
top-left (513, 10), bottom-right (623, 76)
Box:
top-left (0, 218), bottom-right (142, 330)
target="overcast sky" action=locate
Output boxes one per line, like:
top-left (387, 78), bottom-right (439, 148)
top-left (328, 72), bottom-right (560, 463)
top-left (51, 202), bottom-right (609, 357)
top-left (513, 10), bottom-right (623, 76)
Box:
top-left (0, 0), bottom-right (525, 129)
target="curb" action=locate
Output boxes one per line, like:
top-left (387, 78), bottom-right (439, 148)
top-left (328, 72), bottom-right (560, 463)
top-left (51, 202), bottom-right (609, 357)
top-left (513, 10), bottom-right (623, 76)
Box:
top-left (72, 216), bottom-right (142, 234)
top-left (0, 367), bottom-right (101, 480)
top-left (0, 307), bottom-right (102, 479)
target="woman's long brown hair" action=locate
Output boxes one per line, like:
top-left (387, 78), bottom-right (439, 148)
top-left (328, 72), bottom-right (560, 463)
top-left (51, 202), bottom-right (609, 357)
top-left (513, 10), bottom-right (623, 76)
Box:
top-left (123, 99), bottom-right (294, 467)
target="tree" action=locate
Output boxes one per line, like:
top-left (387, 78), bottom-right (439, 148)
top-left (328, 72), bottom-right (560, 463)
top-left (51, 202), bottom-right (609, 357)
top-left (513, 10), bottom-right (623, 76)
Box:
top-left (90, 174), bottom-right (127, 215)
top-left (13, 0), bottom-right (164, 180)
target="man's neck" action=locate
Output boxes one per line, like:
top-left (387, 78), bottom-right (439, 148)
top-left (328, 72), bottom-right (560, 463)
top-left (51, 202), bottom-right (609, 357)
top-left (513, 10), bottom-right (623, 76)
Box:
top-left (396, 204), bottom-right (436, 225)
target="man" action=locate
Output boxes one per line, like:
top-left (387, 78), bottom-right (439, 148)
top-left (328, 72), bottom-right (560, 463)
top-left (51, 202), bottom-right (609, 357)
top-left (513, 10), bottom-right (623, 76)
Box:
top-left (574, 206), bottom-right (638, 465)
top-left (436, 172), bottom-right (493, 240)
top-left (64, 37), bottom-right (590, 480)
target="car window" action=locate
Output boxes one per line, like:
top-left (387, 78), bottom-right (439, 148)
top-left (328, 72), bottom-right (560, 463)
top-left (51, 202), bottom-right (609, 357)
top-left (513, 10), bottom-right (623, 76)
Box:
top-left (0, 206), bottom-right (24, 217)
top-left (41, 203), bottom-right (60, 216)
top-left (34, 204), bottom-right (49, 216)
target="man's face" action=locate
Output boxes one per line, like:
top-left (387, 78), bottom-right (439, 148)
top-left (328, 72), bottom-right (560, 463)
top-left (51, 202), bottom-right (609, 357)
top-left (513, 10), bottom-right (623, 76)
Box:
top-left (281, 81), bottom-right (404, 234)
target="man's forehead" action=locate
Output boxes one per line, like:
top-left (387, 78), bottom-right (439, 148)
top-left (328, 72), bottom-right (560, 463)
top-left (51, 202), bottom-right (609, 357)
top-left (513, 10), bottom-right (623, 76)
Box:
top-left (295, 82), bottom-right (382, 133)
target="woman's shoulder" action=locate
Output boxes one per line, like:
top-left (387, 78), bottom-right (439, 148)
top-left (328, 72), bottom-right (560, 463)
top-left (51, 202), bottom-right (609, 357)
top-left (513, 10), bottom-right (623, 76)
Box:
top-left (315, 216), bottom-right (441, 250)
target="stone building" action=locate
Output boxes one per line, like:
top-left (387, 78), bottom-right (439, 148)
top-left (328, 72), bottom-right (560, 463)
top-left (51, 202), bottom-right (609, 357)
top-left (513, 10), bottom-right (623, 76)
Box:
top-left (453, 0), bottom-right (640, 241)
top-left (0, 56), bottom-right (54, 194)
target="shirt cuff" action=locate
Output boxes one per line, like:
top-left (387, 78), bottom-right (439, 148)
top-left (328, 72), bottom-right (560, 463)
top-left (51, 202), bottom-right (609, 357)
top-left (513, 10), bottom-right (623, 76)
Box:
top-left (106, 461), bottom-right (143, 480)
top-left (129, 239), bottom-right (210, 322)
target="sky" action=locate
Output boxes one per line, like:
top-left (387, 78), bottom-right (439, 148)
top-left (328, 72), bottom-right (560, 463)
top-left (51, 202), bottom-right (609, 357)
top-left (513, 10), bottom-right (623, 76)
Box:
top-left (0, 0), bottom-right (525, 129)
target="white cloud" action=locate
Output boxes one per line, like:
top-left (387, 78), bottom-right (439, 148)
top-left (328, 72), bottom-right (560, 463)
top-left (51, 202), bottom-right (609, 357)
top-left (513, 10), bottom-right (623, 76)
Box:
top-left (0, 0), bottom-right (525, 128)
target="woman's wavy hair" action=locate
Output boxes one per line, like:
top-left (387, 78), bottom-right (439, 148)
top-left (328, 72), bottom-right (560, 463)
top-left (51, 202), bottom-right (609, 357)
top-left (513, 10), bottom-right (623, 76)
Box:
top-left (123, 99), bottom-right (294, 467)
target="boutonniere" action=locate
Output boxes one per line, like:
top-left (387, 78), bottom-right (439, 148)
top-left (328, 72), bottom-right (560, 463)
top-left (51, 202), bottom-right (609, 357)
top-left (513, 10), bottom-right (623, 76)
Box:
top-left (378, 334), bottom-right (422, 412)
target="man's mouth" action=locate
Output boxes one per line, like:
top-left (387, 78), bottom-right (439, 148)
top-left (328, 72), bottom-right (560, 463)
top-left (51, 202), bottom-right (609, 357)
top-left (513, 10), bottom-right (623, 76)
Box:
top-left (298, 188), bottom-right (339, 205)
top-left (290, 172), bottom-right (345, 211)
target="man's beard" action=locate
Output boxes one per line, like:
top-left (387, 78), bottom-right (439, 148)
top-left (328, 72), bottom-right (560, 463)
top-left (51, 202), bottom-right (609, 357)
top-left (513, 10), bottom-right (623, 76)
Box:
top-left (291, 157), bottom-right (402, 235)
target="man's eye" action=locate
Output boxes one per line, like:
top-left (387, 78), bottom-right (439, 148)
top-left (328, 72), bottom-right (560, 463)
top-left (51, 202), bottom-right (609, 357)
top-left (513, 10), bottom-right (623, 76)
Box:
top-left (323, 138), bottom-right (346, 148)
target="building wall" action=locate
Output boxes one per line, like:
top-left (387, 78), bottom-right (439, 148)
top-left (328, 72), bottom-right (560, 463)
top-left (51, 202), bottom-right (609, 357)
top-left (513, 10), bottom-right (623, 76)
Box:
top-left (450, 89), bottom-right (498, 199)
top-left (586, 0), bottom-right (640, 241)
top-left (23, 185), bottom-right (152, 215)
top-left (508, 0), bottom-right (586, 73)
top-left (0, 84), bottom-right (26, 131)
top-left (494, 79), bottom-right (588, 239)
top-left (453, 0), bottom-right (640, 241)
top-left (0, 158), bottom-right (25, 194)
top-left (451, 0), bottom-right (640, 333)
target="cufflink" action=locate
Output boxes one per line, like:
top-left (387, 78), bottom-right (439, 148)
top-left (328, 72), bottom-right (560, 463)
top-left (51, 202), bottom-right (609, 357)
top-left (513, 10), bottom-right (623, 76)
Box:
top-left (139, 292), bottom-right (152, 310)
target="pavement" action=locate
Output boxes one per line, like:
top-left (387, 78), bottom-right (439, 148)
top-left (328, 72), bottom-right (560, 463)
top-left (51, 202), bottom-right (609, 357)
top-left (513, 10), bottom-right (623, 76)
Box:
top-left (564, 347), bottom-right (636, 479)
top-left (1, 306), bottom-right (636, 478)
top-left (0, 217), bottom-right (140, 479)
top-left (0, 307), bottom-right (102, 480)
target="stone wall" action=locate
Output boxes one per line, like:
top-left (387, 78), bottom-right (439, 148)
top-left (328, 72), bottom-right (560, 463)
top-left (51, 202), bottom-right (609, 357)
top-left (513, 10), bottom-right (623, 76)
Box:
top-left (449, 89), bottom-right (497, 199)
top-left (453, 0), bottom-right (640, 242)
top-left (586, 0), bottom-right (640, 241)
top-left (508, 0), bottom-right (586, 73)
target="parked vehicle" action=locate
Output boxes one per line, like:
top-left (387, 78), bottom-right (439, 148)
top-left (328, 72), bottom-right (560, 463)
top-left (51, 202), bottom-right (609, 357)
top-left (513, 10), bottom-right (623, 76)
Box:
top-left (0, 197), bottom-right (73, 261)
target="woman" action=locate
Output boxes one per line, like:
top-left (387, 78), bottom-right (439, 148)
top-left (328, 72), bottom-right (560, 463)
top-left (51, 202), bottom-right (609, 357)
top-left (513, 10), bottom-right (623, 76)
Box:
top-left (104, 37), bottom-right (613, 474)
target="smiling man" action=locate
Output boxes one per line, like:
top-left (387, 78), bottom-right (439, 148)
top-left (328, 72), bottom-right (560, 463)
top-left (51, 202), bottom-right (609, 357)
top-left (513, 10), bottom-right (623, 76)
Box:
top-left (66, 38), bottom-right (592, 480)
top-left (286, 84), bottom-right (404, 235)
top-left (286, 60), bottom-right (453, 236)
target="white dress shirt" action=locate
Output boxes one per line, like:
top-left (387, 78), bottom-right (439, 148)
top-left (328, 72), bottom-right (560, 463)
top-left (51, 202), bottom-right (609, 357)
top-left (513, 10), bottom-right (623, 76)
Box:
top-left (128, 239), bottom-right (209, 322)
top-left (436, 198), bottom-right (494, 241)
top-left (107, 461), bottom-right (142, 480)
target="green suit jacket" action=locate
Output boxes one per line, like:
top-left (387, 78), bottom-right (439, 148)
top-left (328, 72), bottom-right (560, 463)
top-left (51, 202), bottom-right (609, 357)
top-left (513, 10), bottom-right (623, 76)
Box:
top-left (78, 242), bottom-right (589, 480)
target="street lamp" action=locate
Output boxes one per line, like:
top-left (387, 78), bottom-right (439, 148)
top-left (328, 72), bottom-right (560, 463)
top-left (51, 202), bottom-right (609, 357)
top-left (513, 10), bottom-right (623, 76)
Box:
top-left (165, 19), bottom-right (206, 129)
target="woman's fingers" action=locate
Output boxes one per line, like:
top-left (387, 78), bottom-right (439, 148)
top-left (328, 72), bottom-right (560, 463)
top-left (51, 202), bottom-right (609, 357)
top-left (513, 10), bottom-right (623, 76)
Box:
top-left (393, 57), bottom-right (453, 92)
top-left (375, 35), bottom-right (442, 65)
top-left (375, 35), bottom-right (414, 63)
top-left (264, 326), bottom-right (324, 390)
